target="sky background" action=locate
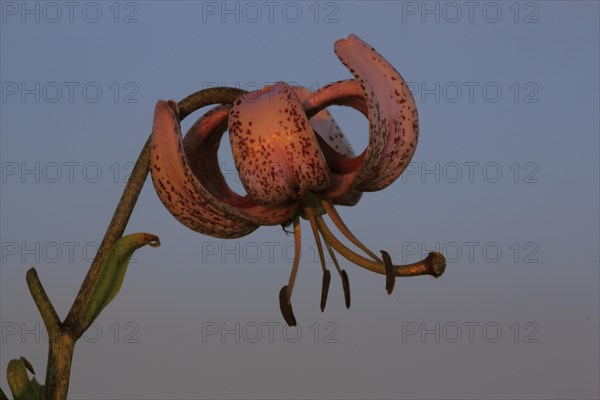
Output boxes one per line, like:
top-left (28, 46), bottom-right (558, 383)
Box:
top-left (1, 1), bottom-right (599, 399)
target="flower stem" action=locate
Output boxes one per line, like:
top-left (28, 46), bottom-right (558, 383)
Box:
top-left (44, 334), bottom-right (76, 400)
top-left (63, 136), bottom-right (152, 337)
top-left (64, 87), bottom-right (247, 337)
top-left (21, 87), bottom-right (247, 400)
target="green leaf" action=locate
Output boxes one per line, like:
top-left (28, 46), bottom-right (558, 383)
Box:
top-left (79, 233), bottom-right (160, 331)
top-left (6, 357), bottom-right (45, 400)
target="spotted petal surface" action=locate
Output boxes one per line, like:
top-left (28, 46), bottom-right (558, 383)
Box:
top-left (150, 34), bottom-right (419, 238)
top-left (229, 82), bottom-right (331, 206)
top-left (307, 34), bottom-right (419, 196)
top-left (294, 86), bottom-right (363, 206)
top-left (182, 104), bottom-right (298, 225)
top-left (293, 86), bottom-right (355, 159)
top-left (151, 100), bottom-right (259, 239)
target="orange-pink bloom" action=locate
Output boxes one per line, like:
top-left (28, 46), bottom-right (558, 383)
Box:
top-left (150, 34), bottom-right (444, 326)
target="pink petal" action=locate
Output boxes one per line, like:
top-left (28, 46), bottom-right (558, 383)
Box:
top-left (182, 104), bottom-right (298, 225)
top-left (334, 34), bottom-right (419, 191)
top-left (151, 101), bottom-right (257, 239)
top-left (294, 85), bottom-right (363, 206)
top-left (293, 86), bottom-right (355, 158)
top-left (228, 82), bottom-right (332, 206)
top-left (306, 34), bottom-right (419, 195)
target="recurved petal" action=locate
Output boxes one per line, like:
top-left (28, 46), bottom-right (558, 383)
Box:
top-left (151, 100), bottom-right (258, 239)
top-left (294, 86), bottom-right (363, 206)
top-left (228, 82), bottom-right (331, 206)
top-left (305, 34), bottom-right (419, 195)
top-left (293, 86), bottom-right (355, 159)
top-left (334, 34), bottom-right (419, 191)
top-left (182, 104), bottom-right (298, 226)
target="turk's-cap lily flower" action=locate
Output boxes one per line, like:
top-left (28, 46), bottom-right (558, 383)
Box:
top-left (150, 34), bottom-right (446, 326)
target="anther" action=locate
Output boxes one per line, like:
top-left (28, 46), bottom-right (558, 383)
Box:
top-left (279, 216), bottom-right (301, 326)
top-left (320, 270), bottom-right (331, 312)
top-left (381, 250), bottom-right (395, 294)
top-left (340, 270), bottom-right (351, 309)
top-left (304, 206), bottom-right (332, 312)
top-left (279, 286), bottom-right (297, 327)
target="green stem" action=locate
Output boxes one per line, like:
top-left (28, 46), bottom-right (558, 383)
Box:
top-left (63, 136), bottom-right (152, 338)
top-left (64, 87), bottom-right (246, 337)
top-left (44, 334), bottom-right (75, 400)
top-left (20, 87), bottom-right (246, 400)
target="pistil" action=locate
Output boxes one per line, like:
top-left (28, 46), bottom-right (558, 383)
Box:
top-left (316, 216), bottom-right (445, 278)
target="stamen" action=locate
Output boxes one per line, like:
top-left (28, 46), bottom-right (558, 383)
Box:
top-left (322, 200), bottom-right (383, 263)
top-left (279, 287), bottom-right (296, 327)
top-left (323, 236), bottom-right (351, 309)
top-left (279, 215), bottom-right (301, 326)
top-left (316, 215), bottom-right (446, 278)
top-left (305, 208), bottom-right (328, 275)
top-left (340, 270), bottom-right (351, 309)
top-left (381, 250), bottom-right (395, 295)
top-left (305, 207), bottom-right (331, 312)
top-left (320, 270), bottom-right (331, 312)
top-left (286, 216), bottom-right (302, 300)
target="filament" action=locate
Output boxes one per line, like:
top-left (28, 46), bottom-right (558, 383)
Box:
top-left (305, 207), bottom-right (328, 274)
top-left (286, 215), bottom-right (302, 301)
top-left (322, 200), bottom-right (382, 263)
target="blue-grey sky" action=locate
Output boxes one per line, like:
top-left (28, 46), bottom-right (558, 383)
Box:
top-left (1, 1), bottom-right (599, 399)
